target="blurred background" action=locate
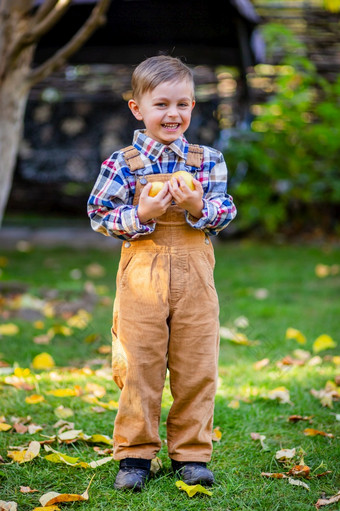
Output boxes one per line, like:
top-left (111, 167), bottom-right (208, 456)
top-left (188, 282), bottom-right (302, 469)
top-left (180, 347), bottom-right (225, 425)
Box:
top-left (3, 0), bottom-right (340, 244)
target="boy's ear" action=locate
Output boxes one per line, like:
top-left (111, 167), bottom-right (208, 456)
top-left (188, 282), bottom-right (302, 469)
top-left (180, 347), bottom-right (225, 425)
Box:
top-left (128, 99), bottom-right (143, 121)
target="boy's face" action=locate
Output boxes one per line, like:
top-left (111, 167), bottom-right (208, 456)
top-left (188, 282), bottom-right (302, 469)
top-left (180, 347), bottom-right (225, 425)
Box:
top-left (128, 79), bottom-right (195, 145)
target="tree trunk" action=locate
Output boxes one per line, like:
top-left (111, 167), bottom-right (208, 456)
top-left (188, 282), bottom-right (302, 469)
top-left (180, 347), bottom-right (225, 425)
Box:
top-left (0, 53), bottom-right (33, 226)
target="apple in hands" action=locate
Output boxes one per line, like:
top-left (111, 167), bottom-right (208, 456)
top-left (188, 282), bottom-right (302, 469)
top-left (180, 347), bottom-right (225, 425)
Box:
top-left (169, 171), bottom-right (204, 220)
top-left (170, 170), bottom-right (195, 191)
top-left (148, 181), bottom-right (165, 197)
top-left (137, 181), bottom-right (172, 224)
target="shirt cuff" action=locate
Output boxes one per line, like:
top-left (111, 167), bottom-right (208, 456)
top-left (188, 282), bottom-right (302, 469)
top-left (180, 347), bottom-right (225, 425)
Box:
top-left (186, 198), bottom-right (218, 230)
top-left (122, 206), bottom-right (156, 238)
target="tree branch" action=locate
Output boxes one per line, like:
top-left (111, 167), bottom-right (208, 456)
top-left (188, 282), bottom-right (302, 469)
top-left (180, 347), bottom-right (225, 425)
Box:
top-left (6, 0), bottom-right (72, 68)
top-left (26, 0), bottom-right (112, 88)
top-left (33, 0), bottom-right (59, 24)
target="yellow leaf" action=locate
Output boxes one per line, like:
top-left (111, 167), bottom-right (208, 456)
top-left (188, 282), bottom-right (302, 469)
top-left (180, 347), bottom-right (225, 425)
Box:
top-left (25, 394), bottom-right (45, 404)
top-left (85, 383), bottom-right (106, 398)
top-left (7, 441), bottom-right (40, 463)
top-left (212, 427), bottom-right (222, 441)
top-left (303, 428), bottom-right (334, 438)
top-left (48, 325), bottom-right (73, 337)
top-left (14, 367), bottom-right (31, 378)
top-left (54, 405), bottom-right (74, 419)
top-left (33, 320), bottom-right (45, 330)
top-left (228, 400), bottom-right (240, 409)
top-left (315, 263), bottom-right (330, 278)
top-left (32, 353), bottom-right (55, 370)
top-left (313, 334), bottom-right (337, 353)
top-left (332, 356), bottom-right (340, 365)
top-left (0, 423), bottom-right (12, 431)
top-left (47, 388), bottom-right (77, 397)
top-left (175, 480), bottom-right (213, 497)
top-left (67, 309), bottom-right (91, 329)
top-left (83, 433), bottom-right (113, 445)
top-left (0, 323), bottom-right (19, 336)
top-left (150, 457), bottom-right (162, 475)
top-left (285, 328), bottom-right (306, 344)
top-left (39, 475), bottom-right (95, 506)
top-left (32, 507), bottom-right (61, 511)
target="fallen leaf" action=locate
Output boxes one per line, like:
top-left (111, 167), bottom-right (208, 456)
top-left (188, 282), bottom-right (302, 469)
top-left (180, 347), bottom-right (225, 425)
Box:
top-left (0, 423), bottom-right (12, 432)
top-left (288, 477), bottom-right (310, 490)
top-left (288, 415), bottom-right (312, 423)
top-left (47, 388), bottom-right (78, 397)
top-left (285, 327), bottom-right (306, 344)
top-left (67, 310), bottom-right (91, 329)
top-left (227, 400), bottom-right (240, 409)
top-left (54, 406), bottom-right (74, 419)
top-left (20, 486), bottom-right (39, 493)
top-left (287, 465), bottom-right (310, 478)
top-left (275, 448), bottom-right (296, 461)
top-left (261, 472), bottom-right (287, 479)
top-left (44, 445), bottom-right (113, 468)
top-left (212, 427), bottom-right (222, 441)
top-left (313, 334), bottom-right (337, 354)
top-left (25, 394), bottom-right (45, 405)
top-left (175, 480), bottom-right (212, 497)
top-left (0, 501), bottom-right (17, 511)
top-left (303, 428), bottom-right (334, 438)
top-left (39, 475), bottom-right (95, 507)
top-left (32, 353), bottom-right (55, 370)
top-left (251, 432), bottom-right (269, 451)
top-left (85, 383), bottom-right (106, 398)
top-left (32, 507), bottom-right (61, 511)
top-left (315, 491), bottom-right (340, 508)
top-left (268, 387), bottom-right (293, 405)
top-left (7, 440), bottom-right (40, 463)
top-left (150, 457), bottom-right (162, 475)
top-left (253, 358), bottom-right (270, 370)
top-left (0, 324), bottom-right (19, 336)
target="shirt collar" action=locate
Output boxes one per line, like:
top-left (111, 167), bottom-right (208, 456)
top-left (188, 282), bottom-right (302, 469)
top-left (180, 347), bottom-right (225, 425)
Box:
top-left (132, 129), bottom-right (189, 162)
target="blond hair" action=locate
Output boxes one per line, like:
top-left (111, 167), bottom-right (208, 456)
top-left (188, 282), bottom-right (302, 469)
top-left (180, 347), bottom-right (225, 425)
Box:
top-left (131, 55), bottom-right (194, 100)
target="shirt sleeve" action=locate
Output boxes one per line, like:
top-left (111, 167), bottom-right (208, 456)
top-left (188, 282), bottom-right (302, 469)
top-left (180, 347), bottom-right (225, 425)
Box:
top-left (87, 156), bottom-right (156, 240)
top-left (186, 150), bottom-right (237, 236)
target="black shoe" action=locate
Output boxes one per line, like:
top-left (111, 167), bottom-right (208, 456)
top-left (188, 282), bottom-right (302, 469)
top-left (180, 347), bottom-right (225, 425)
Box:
top-left (172, 460), bottom-right (215, 486)
top-left (114, 458), bottom-right (151, 491)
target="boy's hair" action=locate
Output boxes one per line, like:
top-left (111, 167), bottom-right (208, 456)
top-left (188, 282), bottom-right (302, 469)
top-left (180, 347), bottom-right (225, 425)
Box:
top-left (131, 55), bottom-right (194, 100)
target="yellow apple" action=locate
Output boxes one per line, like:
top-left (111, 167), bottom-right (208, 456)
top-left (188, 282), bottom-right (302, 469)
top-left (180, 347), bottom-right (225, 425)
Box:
top-left (170, 170), bottom-right (195, 191)
top-left (148, 181), bottom-right (165, 197)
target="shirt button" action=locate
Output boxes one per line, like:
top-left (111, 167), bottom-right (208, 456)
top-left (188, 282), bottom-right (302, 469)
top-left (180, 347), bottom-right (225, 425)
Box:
top-left (124, 241), bottom-right (131, 248)
top-left (205, 238), bottom-right (210, 245)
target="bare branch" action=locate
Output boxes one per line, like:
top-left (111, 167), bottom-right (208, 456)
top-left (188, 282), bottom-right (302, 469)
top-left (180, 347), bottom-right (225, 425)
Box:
top-left (33, 0), bottom-right (59, 24)
top-left (28, 0), bottom-right (72, 42)
top-left (26, 0), bottom-right (112, 88)
top-left (5, 0), bottom-right (72, 68)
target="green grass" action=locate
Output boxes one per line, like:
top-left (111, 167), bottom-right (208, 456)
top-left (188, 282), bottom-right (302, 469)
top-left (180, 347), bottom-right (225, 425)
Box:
top-left (0, 240), bottom-right (339, 510)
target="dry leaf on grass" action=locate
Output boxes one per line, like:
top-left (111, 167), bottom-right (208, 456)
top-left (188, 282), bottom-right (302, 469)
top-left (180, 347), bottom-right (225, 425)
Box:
top-left (275, 448), bottom-right (296, 461)
top-left (175, 480), bottom-right (212, 497)
top-left (0, 501), bottom-right (17, 511)
top-left (285, 328), bottom-right (306, 344)
top-left (39, 475), bottom-right (95, 507)
top-left (19, 486), bottom-right (39, 493)
top-left (288, 477), bottom-right (310, 490)
top-left (251, 432), bottom-right (270, 451)
top-left (44, 444), bottom-right (113, 469)
top-left (7, 441), bottom-right (40, 463)
top-left (287, 465), bottom-right (310, 478)
top-left (315, 490), bottom-right (340, 508)
top-left (313, 334), bottom-right (337, 354)
top-left (303, 428), bottom-right (334, 438)
top-left (212, 427), bottom-right (222, 441)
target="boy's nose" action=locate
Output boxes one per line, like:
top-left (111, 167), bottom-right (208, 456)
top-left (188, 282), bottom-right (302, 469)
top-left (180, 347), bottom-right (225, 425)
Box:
top-left (167, 105), bottom-right (179, 117)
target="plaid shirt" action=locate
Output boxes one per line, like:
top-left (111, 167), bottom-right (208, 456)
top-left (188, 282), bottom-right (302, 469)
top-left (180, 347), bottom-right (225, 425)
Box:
top-left (88, 129), bottom-right (237, 240)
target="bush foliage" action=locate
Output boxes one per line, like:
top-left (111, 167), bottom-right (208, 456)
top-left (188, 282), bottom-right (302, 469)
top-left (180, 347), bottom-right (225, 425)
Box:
top-left (225, 24), bottom-right (340, 237)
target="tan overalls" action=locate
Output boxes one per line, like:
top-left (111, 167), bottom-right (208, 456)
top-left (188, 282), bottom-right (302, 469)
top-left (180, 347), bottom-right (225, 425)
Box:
top-left (111, 145), bottom-right (220, 463)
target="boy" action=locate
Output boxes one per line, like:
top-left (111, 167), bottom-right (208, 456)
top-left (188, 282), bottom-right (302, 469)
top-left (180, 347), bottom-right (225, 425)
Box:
top-left (87, 55), bottom-right (236, 491)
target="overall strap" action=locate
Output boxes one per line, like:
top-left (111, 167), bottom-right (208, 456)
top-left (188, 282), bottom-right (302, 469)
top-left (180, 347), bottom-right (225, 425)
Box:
top-left (186, 144), bottom-right (204, 169)
top-left (121, 143), bottom-right (204, 171)
top-left (121, 145), bottom-right (145, 172)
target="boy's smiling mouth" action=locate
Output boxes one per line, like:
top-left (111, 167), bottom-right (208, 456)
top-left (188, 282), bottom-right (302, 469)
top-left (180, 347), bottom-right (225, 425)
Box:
top-left (162, 123), bottom-right (180, 129)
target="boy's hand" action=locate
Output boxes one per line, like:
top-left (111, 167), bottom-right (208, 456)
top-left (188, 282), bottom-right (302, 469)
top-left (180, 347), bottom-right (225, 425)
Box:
top-left (137, 181), bottom-right (173, 224)
top-left (169, 177), bottom-right (204, 219)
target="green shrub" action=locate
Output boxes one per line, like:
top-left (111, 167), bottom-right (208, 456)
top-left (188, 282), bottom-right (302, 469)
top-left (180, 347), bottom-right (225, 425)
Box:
top-left (225, 24), bottom-right (340, 236)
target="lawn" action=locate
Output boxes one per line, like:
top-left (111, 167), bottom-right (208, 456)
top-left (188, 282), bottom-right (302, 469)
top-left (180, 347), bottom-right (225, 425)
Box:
top-left (0, 240), bottom-right (339, 510)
